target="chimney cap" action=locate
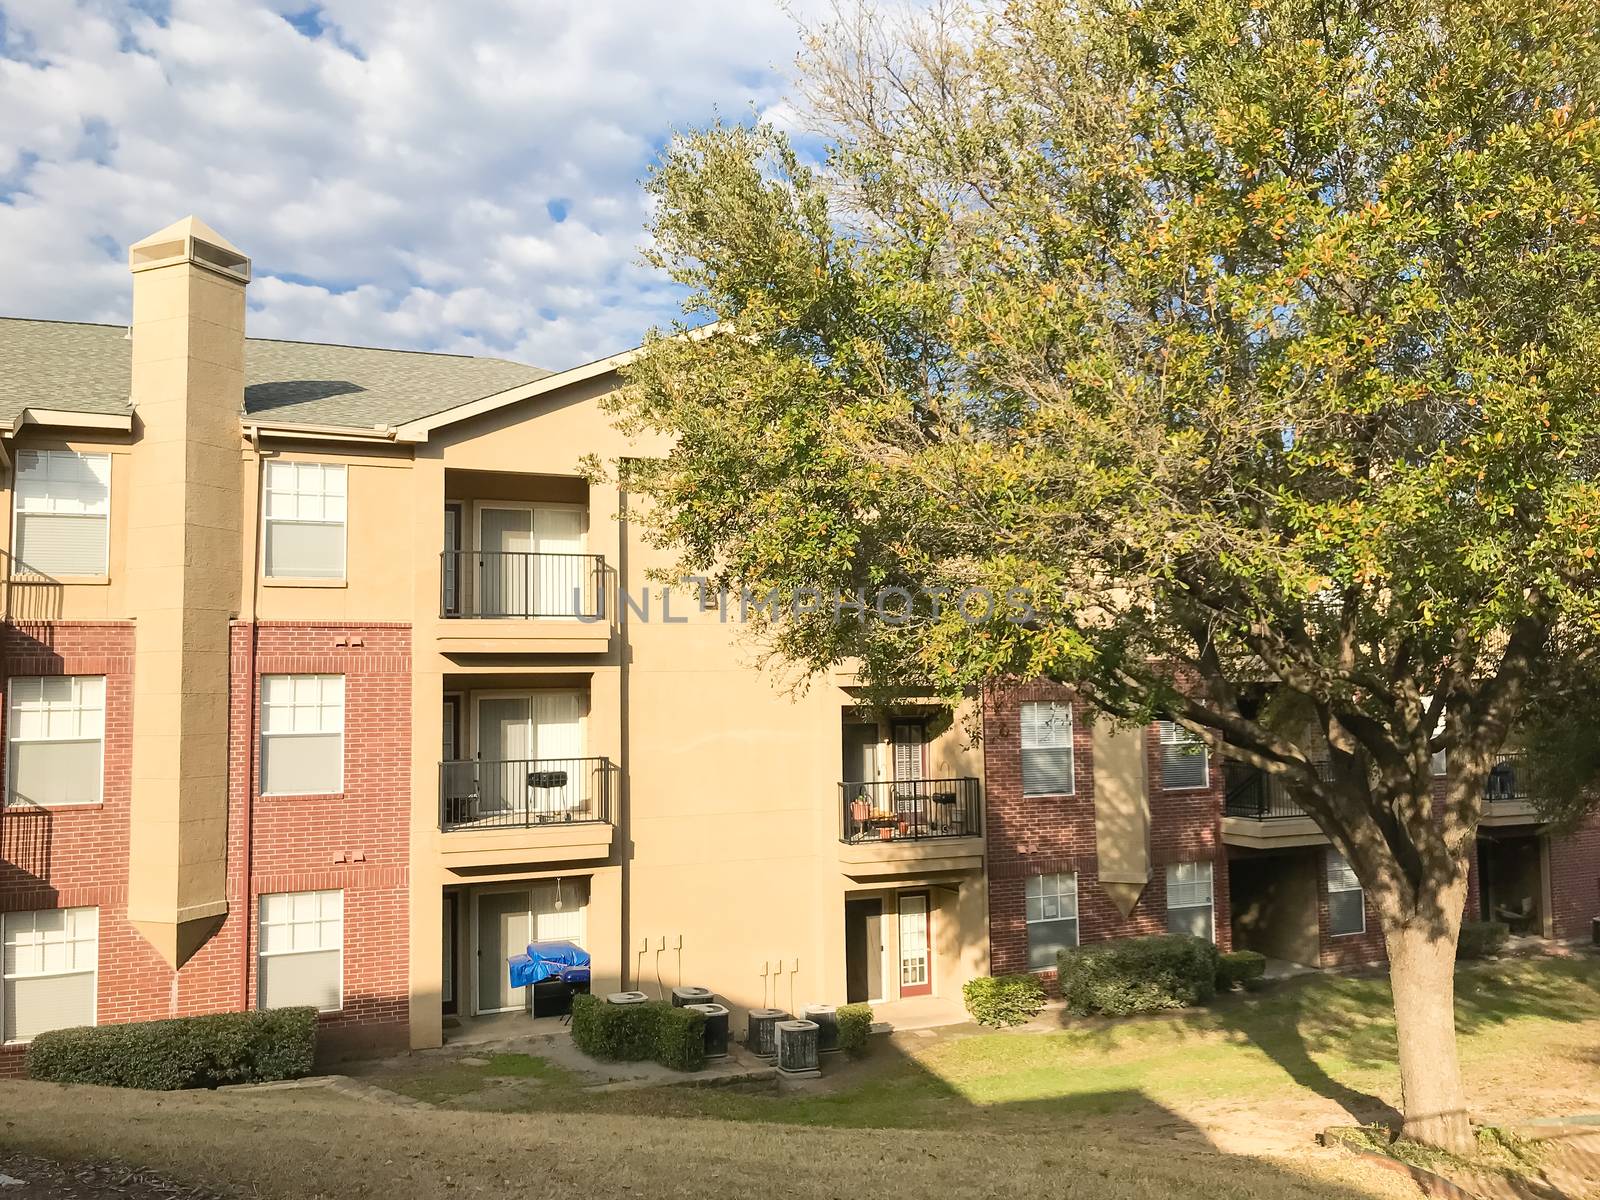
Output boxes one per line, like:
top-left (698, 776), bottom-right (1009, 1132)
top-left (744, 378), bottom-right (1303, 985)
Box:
top-left (129, 215), bottom-right (250, 282)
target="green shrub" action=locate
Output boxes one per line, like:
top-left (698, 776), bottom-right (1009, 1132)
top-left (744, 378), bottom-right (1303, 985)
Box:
top-left (27, 1008), bottom-right (316, 1090)
top-left (963, 974), bottom-right (1047, 1027)
top-left (1058, 935), bottom-right (1220, 1017)
top-left (655, 1005), bottom-right (707, 1071)
top-left (1215, 950), bottom-right (1268, 992)
top-left (1457, 920), bottom-right (1510, 960)
top-left (570, 995), bottom-right (706, 1071)
top-left (836, 1003), bottom-right (873, 1056)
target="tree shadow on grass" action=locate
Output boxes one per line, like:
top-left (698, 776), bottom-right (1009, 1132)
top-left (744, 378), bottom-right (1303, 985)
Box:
top-left (1193, 957), bottom-right (1598, 1129)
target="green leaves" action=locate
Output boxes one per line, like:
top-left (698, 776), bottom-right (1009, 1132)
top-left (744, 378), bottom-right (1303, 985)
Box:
top-left (615, 0), bottom-right (1600, 772)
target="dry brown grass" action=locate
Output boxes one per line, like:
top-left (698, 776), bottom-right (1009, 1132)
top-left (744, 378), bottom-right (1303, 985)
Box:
top-left (0, 1080), bottom-right (1420, 1200)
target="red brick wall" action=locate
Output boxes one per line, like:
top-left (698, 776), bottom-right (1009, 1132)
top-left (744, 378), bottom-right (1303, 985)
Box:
top-left (984, 682), bottom-right (1231, 982)
top-left (0, 619), bottom-right (411, 1076)
top-left (1543, 817), bottom-right (1600, 942)
top-left (1313, 845), bottom-right (1387, 967)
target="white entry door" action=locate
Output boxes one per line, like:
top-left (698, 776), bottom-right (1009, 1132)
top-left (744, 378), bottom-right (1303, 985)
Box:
top-left (897, 891), bottom-right (932, 997)
top-left (478, 504), bottom-right (585, 617)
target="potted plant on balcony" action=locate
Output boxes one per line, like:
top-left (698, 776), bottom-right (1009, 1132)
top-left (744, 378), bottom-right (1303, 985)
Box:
top-left (849, 794), bottom-right (871, 824)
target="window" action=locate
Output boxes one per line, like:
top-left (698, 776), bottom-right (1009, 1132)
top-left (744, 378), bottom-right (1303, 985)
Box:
top-left (1025, 872), bottom-right (1079, 969)
top-left (12, 450), bottom-right (111, 577)
top-left (263, 461), bottom-right (346, 579)
top-left (6, 675), bottom-right (105, 807)
top-left (257, 890), bottom-right (342, 1012)
top-left (1166, 861), bottom-right (1214, 941)
top-left (1159, 720), bottom-right (1209, 790)
top-left (1327, 850), bottom-right (1366, 936)
top-left (260, 674), bottom-right (344, 795)
top-left (1020, 701), bottom-right (1074, 796)
top-left (2, 908), bottom-right (97, 1043)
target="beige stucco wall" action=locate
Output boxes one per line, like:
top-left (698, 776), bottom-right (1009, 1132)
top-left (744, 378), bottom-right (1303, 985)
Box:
top-left (403, 375), bottom-right (991, 1044)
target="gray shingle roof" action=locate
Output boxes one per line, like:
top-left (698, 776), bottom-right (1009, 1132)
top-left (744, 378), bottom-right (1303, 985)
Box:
top-left (0, 317), bottom-right (550, 430)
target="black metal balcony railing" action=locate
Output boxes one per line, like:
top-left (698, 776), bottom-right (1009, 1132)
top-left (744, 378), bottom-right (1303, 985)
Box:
top-left (1485, 752), bottom-right (1527, 803)
top-left (1223, 761), bottom-right (1331, 820)
top-left (439, 756), bottom-right (615, 832)
top-left (440, 550), bottom-right (605, 620)
top-left (839, 778), bottom-right (982, 843)
top-left (1226, 753), bottom-right (1532, 820)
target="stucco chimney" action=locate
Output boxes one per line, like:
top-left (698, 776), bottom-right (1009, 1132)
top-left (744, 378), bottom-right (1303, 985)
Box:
top-left (123, 216), bottom-right (248, 969)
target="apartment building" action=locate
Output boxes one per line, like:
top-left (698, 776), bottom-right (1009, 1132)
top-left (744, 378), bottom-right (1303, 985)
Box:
top-left (982, 682), bottom-right (1600, 976)
top-left (0, 216), bottom-right (1595, 1071)
top-left (0, 217), bottom-right (993, 1070)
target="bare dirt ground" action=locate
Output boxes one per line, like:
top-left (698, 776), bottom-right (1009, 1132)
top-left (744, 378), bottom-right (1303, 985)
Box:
top-left (0, 1153), bottom-right (225, 1200)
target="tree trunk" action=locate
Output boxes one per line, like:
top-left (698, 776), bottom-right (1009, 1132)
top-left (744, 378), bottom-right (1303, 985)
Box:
top-left (1385, 916), bottom-right (1474, 1152)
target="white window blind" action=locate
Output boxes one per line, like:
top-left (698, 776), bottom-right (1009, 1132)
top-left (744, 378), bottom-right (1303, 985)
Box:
top-left (2, 907), bottom-right (97, 1043)
top-left (1159, 720), bottom-right (1209, 790)
top-left (1025, 872), bottom-right (1079, 969)
top-left (6, 675), bottom-right (105, 807)
top-left (1326, 850), bottom-right (1366, 936)
top-left (263, 461), bottom-right (346, 579)
top-left (1165, 861), bottom-right (1215, 941)
top-left (258, 890), bottom-right (343, 1012)
top-left (12, 450), bottom-right (111, 577)
top-left (1020, 702), bottom-right (1074, 796)
top-left (260, 674), bottom-right (344, 795)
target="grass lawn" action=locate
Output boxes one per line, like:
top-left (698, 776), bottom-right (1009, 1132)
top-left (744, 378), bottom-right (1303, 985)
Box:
top-left (365, 957), bottom-right (1600, 1149)
top-left (0, 956), bottom-right (1592, 1200)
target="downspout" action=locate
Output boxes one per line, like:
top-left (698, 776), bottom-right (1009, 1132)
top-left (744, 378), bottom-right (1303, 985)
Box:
top-left (239, 427), bottom-right (265, 1010)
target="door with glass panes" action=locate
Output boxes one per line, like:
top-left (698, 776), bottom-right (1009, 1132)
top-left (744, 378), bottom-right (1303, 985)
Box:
top-left (472, 692), bottom-right (583, 820)
top-left (476, 504), bottom-right (585, 617)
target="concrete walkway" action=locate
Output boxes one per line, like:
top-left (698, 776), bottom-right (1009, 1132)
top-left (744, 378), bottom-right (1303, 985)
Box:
top-left (871, 994), bottom-right (970, 1032)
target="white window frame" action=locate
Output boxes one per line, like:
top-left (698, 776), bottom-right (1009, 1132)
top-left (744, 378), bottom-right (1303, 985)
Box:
top-left (1024, 871), bottom-right (1080, 970)
top-left (257, 889), bottom-right (344, 1013)
top-left (1165, 861), bottom-right (1216, 942)
top-left (262, 460), bottom-right (347, 581)
top-left (1326, 850), bottom-right (1367, 937)
top-left (259, 674), bottom-right (345, 797)
top-left (10, 449), bottom-right (111, 579)
top-left (1158, 720), bottom-right (1210, 791)
top-left (5, 675), bottom-right (106, 808)
top-left (2, 907), bottom-right (99, 1045)
top-left (1020, 701), bottom-right (1075, 797)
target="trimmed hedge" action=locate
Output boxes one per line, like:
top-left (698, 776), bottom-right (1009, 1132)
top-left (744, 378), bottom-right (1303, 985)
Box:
top-left (655, 1004), bottom-right (708, 1071)
top-left (27, 1008), bottom-right (317, 1090)
top-left (569, 995), bottom-right (706, 1071)
top-left (1215, 950), bottom-right (1268, 992)
top-left (963, 974), bottom-right (1047, 1027)
top-left (836, 1003), bottom-right (873, 1056)
top-left (1457, 920), bottom-right (1510, 960)
top-left (1058, 935), bottom-right (1220, 1017)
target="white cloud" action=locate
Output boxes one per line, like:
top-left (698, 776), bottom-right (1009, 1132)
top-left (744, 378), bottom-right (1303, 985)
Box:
top-left (0, 0), bottom-right (813, 366)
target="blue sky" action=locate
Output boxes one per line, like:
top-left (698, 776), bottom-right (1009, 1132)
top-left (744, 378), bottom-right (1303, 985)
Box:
top-left (0, 0), bottom-right (813, 368)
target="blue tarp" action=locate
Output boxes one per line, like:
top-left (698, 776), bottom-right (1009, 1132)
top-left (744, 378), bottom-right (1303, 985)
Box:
top-left (507, 940), bottom-right (592, 989)
top-left (527, 940), bottom-right (590, 968)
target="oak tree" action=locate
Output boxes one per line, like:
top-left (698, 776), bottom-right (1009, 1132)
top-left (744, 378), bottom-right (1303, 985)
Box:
top-left (615, 0), bottom-right (1600, 1150)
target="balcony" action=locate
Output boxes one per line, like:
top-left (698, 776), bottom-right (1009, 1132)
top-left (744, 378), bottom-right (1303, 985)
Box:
top-left (1222, 762), bottom-right (1331, 848)
top-left (435, 550), bottom-right (609, 653)
top-left (436, 755), bottom-right (616, 866)
top-left (836, 778), bottom-right (984, 878)
top-left (1483, 752), bottom-right (1536, 824)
